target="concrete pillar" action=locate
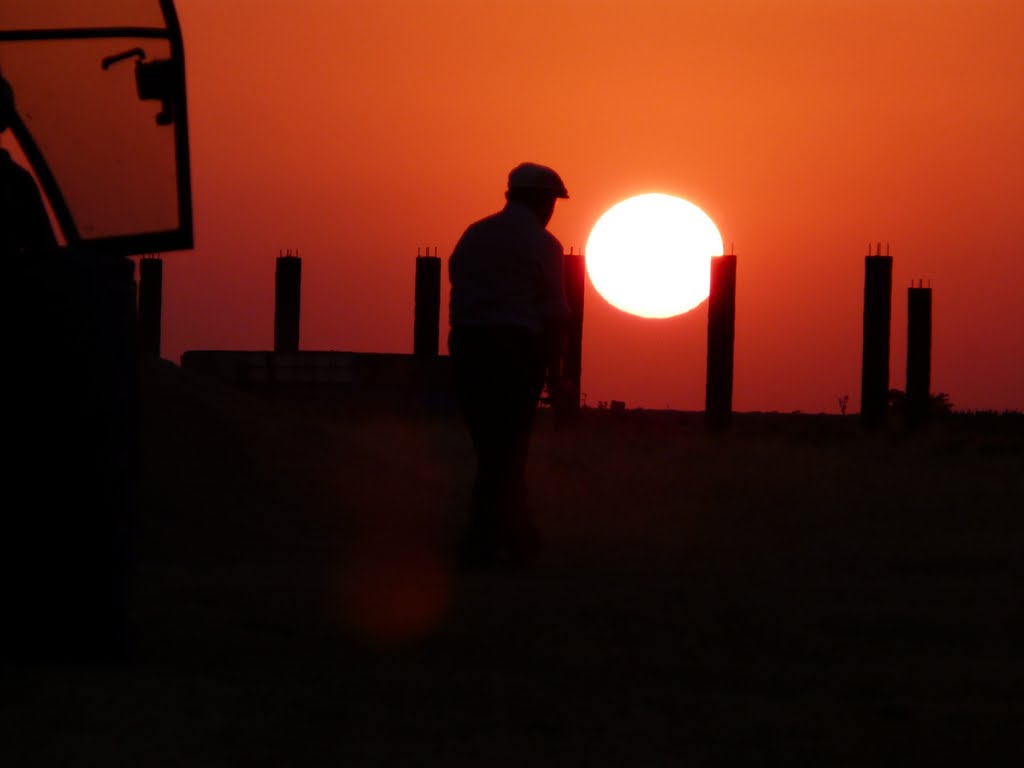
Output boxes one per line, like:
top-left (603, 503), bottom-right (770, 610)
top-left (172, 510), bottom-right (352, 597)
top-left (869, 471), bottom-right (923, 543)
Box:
top-left (414, 251), bottom-right (441, 357)
top-left (861, 248), bottom-right (892, 430)
top-left (705, 253), bottom-right (737, 432)
top-left (560, 249), bottom-right (586, 416)
top-left (274, 253), bottom-right (301, 353)
top-left (905, 282), bottom-right (932, 430)
top-left (138, 256), bottom-right (163, 358)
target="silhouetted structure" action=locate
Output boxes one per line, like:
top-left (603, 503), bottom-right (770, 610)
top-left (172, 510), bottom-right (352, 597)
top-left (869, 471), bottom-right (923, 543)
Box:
top-left (274, 252), bottom-right (301, 353)
top-left (905, 281), bottom-right (932, 430)
top-left (7, 250), bottom-right (139, 661)
top-left (861, 246), bottom-right (892, 430)
top-left (414, 249), bottom-right (441, 357)
top-left (2, 2), bottom-right (194, 662)
top-left (560, 248), bottom-right (586, 418)
top-left (705, 253), bottom-right (737, 431)
top-left (181, 349), bottom-right (455, 413)
top-left (138, 255), bottom-right (163, 357)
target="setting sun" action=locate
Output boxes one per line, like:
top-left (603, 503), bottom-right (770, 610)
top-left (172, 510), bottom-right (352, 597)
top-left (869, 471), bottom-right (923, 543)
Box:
top-left (585, 194), bottom-right (724, 319)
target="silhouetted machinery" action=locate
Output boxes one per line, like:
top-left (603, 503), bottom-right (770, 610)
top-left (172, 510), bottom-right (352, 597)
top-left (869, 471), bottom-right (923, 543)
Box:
top-left (102, 47), bottom-right (179, 126)
top-left (1, 0), bottom-right (192, 661)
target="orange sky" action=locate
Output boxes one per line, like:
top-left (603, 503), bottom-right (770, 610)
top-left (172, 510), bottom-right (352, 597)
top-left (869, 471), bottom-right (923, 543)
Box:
top-left (159, 0), bottom-right (1022, 412)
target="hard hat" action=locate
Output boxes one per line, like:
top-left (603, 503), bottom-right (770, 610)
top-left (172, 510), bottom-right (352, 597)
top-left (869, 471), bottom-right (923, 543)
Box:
top-left (507, 162), bottom-right (569, 199)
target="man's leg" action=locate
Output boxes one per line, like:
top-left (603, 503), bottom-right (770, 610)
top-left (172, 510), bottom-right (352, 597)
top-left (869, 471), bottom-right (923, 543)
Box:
top-left (464, 407), bottom-right (505, 560)
top-left (450, 326), bottom-right (506, 565)
top-left (494, 330), bottom-right (545, 562)
top-left (450, 325), bottom-right (544, 567)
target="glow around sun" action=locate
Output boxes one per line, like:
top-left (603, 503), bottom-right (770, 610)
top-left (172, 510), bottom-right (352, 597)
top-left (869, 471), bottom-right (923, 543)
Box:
top-left (585, 194), bottom-right (724, 318)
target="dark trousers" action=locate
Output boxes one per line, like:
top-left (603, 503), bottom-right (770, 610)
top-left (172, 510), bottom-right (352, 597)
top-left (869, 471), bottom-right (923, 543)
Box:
top-left (449, 324), bottom-right (545, 551)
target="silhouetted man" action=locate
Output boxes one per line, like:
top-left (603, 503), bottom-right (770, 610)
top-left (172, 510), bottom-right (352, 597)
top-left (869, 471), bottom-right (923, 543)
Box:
top-left (0, 73), bottom-right (57, 257)
top-left (448, 162), bottom-right (570, 568)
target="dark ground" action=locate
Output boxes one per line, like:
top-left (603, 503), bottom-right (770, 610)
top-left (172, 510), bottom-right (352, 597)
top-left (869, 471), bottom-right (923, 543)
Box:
top-left (3, 358), bottom-right (1022, 766)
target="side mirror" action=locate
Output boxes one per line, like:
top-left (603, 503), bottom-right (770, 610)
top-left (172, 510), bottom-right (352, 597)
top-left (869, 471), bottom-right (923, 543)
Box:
top-left (101, 48), bottom-right (177, 126)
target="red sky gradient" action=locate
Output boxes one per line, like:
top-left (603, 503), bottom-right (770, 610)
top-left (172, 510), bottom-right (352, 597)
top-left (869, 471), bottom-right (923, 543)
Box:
top-left (156, 0), bottom-right (1023, 412)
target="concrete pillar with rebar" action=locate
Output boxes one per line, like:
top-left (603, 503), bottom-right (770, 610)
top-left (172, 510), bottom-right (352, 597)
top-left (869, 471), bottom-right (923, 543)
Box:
top-left (861, 246), bottom-right (892, 430)
top-left (905, 281), bottom-right (932, 430)
top-left (414, 248), bottom-right (441, 357)
top-left (274, 251), bottom-right (301, 353)
top-left (705, 252), bottom-right (737, 431)
top-left (138, 255), bottom-right (163, 358)
top-left (560, 248), bottom-right (586, 416)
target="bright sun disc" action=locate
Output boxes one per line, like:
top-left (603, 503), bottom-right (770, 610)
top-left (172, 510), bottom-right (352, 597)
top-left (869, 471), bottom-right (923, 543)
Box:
top-left (585, 194), bottom-right (723, 318)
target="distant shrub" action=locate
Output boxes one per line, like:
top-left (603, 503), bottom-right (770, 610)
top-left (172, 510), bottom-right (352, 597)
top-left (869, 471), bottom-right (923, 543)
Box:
top-left (931, 392), bottom-right (954, 415)
top-left (888, 388), bottom-right (954, 417)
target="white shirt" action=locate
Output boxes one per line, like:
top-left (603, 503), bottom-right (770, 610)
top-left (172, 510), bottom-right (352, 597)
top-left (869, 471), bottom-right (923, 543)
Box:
top-left (448, 201), bottom-right (569, 334)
